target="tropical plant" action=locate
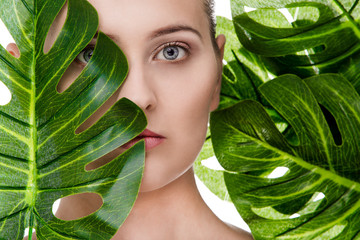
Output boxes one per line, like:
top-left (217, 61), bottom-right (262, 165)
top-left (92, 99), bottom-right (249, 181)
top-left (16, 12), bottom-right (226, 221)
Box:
top-left (194, 15), bottom-right (275, 202)
top-left (202, 0), bottom-right (360, 239)
top-left (0, 0), bottom-right (146, 239)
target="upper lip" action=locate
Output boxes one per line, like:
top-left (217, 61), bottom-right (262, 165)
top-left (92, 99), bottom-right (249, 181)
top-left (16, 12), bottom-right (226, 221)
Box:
top-left (137, 129), bottom-right (164, 138)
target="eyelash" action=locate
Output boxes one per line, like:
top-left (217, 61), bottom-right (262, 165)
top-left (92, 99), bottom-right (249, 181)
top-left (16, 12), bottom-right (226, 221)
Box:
top-left (75, 41), bottom-right (191, 66)
top-left (153, 41), bottom-right (190, 62)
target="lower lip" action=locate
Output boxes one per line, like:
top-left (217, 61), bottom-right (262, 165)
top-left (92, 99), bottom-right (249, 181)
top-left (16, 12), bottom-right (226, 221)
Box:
top-left (122, 136), bottom-right (165, 151)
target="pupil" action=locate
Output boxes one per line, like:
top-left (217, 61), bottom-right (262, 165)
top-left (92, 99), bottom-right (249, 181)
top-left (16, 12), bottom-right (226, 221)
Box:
top-left (84, 49), bottom-right (93, 62)
top-left (164, 46), bottom-right (179, 60)
top-left (167, 48), bottom-right (175, 56)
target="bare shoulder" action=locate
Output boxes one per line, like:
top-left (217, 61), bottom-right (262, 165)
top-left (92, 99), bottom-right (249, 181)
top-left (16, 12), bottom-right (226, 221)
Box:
top-left (203, 218), bottom-right (253, 240)
top-left (225, 223), bottom-right (254, 240)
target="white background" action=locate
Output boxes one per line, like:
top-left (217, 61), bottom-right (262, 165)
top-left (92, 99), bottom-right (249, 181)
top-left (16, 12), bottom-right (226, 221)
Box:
top-left (0, 0), bottom-right (251, 233)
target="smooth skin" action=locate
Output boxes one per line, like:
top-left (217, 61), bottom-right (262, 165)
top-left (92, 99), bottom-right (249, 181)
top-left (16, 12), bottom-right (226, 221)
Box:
top-left (9, 0), bottom-right (254, 239)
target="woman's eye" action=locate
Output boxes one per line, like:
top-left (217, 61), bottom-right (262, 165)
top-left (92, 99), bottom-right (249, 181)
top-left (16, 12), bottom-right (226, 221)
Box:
top-left (155, 45), bottom-right (187, 61)
top-left (76, 47), bottom-right (94, 64)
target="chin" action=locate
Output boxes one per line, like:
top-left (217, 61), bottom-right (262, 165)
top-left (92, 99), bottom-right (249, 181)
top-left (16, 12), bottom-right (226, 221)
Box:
top-left (138, 176), bottom-right (171, 193)
top-left (138, 169), bottom-right (177, 193)
top-left (137, 131), bottom-right (206, 193)
top-left (138, 156), bottom-right (194, 193)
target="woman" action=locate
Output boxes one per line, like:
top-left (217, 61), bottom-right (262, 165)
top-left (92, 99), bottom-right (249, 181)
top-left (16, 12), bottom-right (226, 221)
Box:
top-left (9, 0), bottom-right (253, 239)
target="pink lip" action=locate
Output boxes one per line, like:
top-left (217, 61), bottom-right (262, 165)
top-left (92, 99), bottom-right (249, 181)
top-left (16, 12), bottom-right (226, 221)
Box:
top-left (122, 129), bottom-right (165, 151)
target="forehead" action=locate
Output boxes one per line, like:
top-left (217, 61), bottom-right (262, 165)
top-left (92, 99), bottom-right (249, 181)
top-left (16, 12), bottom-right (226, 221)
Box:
top-left (87, 0), bottom-right (208, 40)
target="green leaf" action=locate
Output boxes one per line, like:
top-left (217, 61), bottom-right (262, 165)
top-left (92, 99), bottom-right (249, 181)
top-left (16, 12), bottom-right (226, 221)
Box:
top-left (194, 16), bottom-right (290, 200)
top-left (195, 16), bottom-right (288, 202)
top-left (230, 0), bottom-right (360, 79)
top-left (216, 16), bottom-right (272, 110)
top-left (211, 74), bottom-right (360, 239)
top-left (0, 0), bottom-right (146, 239)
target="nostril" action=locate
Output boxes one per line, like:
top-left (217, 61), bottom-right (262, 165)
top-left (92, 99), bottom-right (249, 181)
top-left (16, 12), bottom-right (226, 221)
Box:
top-left (145, 104), bottom-right (153, 111)
top-left (122, 90), bottom-right (156, 112)
top-left (117, 71), bottom-right (157, 111)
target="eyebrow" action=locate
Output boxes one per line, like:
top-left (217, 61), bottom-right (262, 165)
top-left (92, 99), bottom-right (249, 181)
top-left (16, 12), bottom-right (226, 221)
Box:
top-left (150, 25), bottom-right (203, 40)
top-left (92, 25), bottom-right (202, 42)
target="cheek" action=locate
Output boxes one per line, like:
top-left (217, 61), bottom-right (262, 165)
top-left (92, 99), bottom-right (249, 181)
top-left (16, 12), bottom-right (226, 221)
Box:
top-left (140, 55), bottom-right (219, 192)
top-left (158, 58), bottom-right (218, 156)
top-left (155, 57), bottom-right (219, 117)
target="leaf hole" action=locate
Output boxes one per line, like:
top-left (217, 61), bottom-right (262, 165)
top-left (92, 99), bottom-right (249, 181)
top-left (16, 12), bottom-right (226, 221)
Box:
top-left (279, 7), bottom-right (320, 26)
top-left (0, 18), bottom-right (16, 50)
top-left (43, 1), bottom-right (67, 54)
top-left (266, 167), bottom-right (289, 179)
top-left (295, 45), bottom-right (326, 56)
top-left (56, 60), bottom-right (86, 93)
top-left (313, 192), bottom-right (325, 202)
top-left (44, 1), bottom-right (82, 94)
top-left (85, 143), bottom-right (125, 171)
top-left (244, 6), bottom-right (256, 13)
top-left (75, 87), bottom-right (121, 134)
top-left (23, 227), bottom-right (36, 239)
top-left (201, 156), bottom-right (225, 171)
top-left (56, 33), bottom-right (99, 94)
top-left (43, 1), bottom-right (93, 94)
top-left (54, 193), bottom-right (103, 221)
top-left (52, 198), bottom-right (61, 215)
top-left (0, 80), bottom-right (11, 105)
top-left (289, 213), bottom-right (300, 219)
top-left (319, 104), bottom-right (342, 146)
top-left (245, 6), bottom-right (320, 30)
top-left (246, 8), bottom-right (294, 29)
top-left (42, 1), bottom-right (79, 94)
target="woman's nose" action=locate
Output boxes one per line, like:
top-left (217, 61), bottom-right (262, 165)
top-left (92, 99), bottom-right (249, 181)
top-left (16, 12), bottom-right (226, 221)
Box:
top-left (117, 65), bottom-right (157, 112)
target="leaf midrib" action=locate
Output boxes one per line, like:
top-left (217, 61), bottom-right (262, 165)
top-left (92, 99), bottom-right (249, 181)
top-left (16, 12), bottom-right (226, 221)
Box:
top-left (25, 1), bottom-right (38, 236)
top-left (227, 124), bottom-right (360, 193)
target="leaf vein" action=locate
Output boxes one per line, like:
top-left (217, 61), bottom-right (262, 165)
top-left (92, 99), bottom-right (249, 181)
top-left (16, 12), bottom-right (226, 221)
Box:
top-left (13, 0), bottom-right (33, 46)
top-left (38, 167), bottom-right (142, 192)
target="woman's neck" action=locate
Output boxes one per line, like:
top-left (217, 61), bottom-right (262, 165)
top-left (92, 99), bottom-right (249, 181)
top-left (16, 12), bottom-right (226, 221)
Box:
top-left (113, 168), bottom-right (210, 239)
top-left (56, 167), bottom-right (252, 240)
top-left (114, 167), bottom-right (246, 240)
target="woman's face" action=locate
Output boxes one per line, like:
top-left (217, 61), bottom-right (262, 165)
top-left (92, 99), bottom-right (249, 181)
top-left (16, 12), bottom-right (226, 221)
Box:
top-left (54, 0), bottom-right (225, 192)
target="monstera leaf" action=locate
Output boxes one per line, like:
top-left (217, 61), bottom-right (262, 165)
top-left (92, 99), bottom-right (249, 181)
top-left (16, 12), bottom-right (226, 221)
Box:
top-left (211, 74), bottom-right (360, 239)
top-left (231, 0), bottom-right (360, 86)
top-left (0, 0), bottom-right (146, 239)
top-left (217, 16), bottom-right (272, 111)
top-left (194, 16), bottom-right (288, 201)
top-left (206, 1), bottom-right (360, 237)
